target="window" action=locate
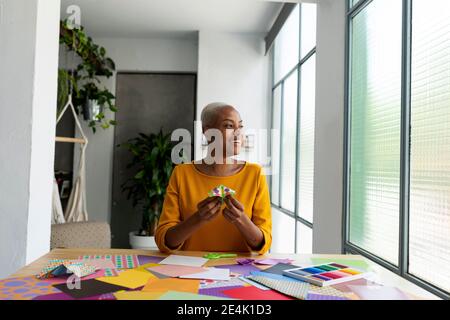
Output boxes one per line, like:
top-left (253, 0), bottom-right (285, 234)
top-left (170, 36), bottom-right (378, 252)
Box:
top-left (345, 0), bottom-right (450, 299)
top-left (348, 0), bottom-right (402, 265)
top-left (271, 3), bottom-right (316, 254)
top-left (409, 0), bottom-right (450, 294)
top-left (280, 72), bottom-right (298, 212)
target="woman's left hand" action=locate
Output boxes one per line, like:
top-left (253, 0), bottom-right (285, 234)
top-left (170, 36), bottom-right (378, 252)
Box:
top-left (222, 195), bottom-right (247, 225)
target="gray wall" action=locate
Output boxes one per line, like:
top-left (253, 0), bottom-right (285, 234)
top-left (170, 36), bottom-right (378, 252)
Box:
top-left (313, 0), bottom-right (346, 254)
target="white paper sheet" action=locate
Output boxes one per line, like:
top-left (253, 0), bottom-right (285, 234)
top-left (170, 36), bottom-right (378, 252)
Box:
top-left (159, 255), bottom-right (208, 267)
top-left (179, 267), bottom-right (230, 281)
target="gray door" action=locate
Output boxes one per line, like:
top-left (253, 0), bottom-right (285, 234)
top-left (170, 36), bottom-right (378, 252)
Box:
top-left (111, 73), bottom-right (196, 248)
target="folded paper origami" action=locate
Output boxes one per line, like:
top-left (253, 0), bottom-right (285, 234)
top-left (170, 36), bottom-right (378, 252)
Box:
top-left (37, 259), bottom-right (97, 279)
top-left (208, 185), bottom-right (236, 201)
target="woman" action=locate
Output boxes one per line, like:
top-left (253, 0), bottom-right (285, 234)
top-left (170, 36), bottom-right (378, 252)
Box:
top-left (155, 103), bottom-right (272, 255)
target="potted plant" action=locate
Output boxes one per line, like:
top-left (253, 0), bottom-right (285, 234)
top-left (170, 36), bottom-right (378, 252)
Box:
top-left (120, 130), bottom-right (175, 249)
top-left (58, 20), bottom-right (118, 133)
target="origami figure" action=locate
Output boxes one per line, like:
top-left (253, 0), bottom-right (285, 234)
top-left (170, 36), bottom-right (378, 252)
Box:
top-left (208, 185), bottom-right (236, 202)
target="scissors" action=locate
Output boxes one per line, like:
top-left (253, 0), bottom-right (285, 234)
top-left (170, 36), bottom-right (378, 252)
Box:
top-left (203, 253), bottom-right (238, 259)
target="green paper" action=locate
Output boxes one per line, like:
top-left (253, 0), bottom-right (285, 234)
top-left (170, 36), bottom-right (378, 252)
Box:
top-left (309, 257), bottom-right (371, 271)
top-left (158, 290), bottom-right (232, 300)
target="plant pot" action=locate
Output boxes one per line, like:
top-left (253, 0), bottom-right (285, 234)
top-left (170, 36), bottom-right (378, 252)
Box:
top-left (83, 99), bottom-right (103, 121)
top-left (129, 231), bottom-right (157, 250)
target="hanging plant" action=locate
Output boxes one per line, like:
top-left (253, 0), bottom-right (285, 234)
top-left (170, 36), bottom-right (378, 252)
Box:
top-left (58, 19), bottom-right (117, 133)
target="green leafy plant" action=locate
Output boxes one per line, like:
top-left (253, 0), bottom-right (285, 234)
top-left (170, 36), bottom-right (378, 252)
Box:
top-left (120, 130), bottom-right (175, 236)
top-left (58, 20), bottom-right (117, 133)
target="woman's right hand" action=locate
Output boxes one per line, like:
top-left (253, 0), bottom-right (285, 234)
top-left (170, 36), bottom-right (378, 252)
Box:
top-left (195, 196), bottom-right (222, 222)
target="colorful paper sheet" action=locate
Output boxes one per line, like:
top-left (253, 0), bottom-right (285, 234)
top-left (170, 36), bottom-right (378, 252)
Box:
top-left (331, 278), bottom-right (378, 293)
top-left (308, 284), bottom-right (349, 297)
top-left (222, 286), bottom-right (295, 300)
top-left (71, 258), bottom-right (116, 270)
top-left (238, 277), bottom-right (270, 290)
top-left (214, 263), bottom-right (261, 276)
top-left (348, 285), bottom-right (410, 300)
top-left (0, 276), bottom-right (61, 300)
top-left (180, 267), bottom-right (230, 281)
top-left (247, 275), bottom-right (310, 300)
top-left (158, 290), bottom-right (231, 300)
top-left (250, 271), bottom-right (304, 282)
top-left (146, 270), bottom-right (171, 279)
top-left (43, 269), bottom-right (118, 285)
top-left (307, 293), bottom-right (349, 300)
top-left (52, 279), bottom-right (128, 299)
top-left (78, 254), bottom-right (140, 269)
top-left (236, 258), bottom-right (255, 265)
top-left (96, 269), bottom-right (155, 289)
top-left (199, 285), bottom-right (244, 298)
top-left (137, 255), bottom-right (165, 265)
top-left (32, 292), bottom-right (116, 300)
top-left (134, 263), bottom-right (160, 273)
top-left (208, 184), bottom-right (236, 200)
top-left (254, 258), bottom-right (294, 266)
top-left (113, 291), bottom-right (164, 300)
top-left (37, 259), bottom-right (97, 279)
top-left (142, 278), bottom-right (200, 294)
top-left (261, 263), bottom-right (301, 276)
top-left (159, 255), bottom-right (208, 267)
top-left (146, 265), bottom-right (206, 277)
top-left (199, 277), bottom-right (247, 290)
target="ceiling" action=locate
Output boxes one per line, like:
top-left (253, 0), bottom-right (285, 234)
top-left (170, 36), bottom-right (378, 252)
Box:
top-left (60, 0), bottom-right (285, 38)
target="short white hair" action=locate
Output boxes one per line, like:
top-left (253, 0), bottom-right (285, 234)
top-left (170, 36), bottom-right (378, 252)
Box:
top-left (201, 102), bottom-right (232, 127)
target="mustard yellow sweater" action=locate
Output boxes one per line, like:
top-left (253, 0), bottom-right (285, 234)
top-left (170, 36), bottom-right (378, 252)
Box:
top-left (155, 162), bottom-right (272, 255)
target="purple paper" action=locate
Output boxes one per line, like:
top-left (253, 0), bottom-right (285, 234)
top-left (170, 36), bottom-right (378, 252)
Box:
top-left (214, 264), bottom-right (261, 276)
top-left (236, 258), bottom-right (255, 265)
top-left (307, 293), bottom-right (349, 301)
top-left (32, 292), bottom-right (114, 300)
top-left (254, 258), bottom-right (293, 266)
top-left (199, 286), bottom-right (244, 298)
top-left (137, 255), bottom-right (165, 265)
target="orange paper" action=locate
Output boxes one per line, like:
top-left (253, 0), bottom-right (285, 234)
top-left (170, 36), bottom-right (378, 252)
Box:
top-left (142, 278), bottom-right (200, 294)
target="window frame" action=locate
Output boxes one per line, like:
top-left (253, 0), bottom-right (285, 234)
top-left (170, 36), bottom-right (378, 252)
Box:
top-left (270, 3), bottom-right (316, 254)
top-left (343, 0), bottom-right (450, 299)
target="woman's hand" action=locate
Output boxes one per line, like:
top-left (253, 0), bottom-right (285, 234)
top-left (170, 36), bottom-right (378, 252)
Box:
top-left (222, 195), bottom-right (264, 251)
top-left (195, 196), bottom-right (222, 222)
top-left (165, 196), bottom-right (221, 249)
top-left (222, 195), bottom-right (247, 225)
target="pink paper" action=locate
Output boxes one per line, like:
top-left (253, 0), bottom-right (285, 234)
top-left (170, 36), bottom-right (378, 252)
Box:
top-left (348, 285), bottom-right (410, 300)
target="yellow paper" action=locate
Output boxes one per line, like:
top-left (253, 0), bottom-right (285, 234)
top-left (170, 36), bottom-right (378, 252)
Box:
top-left (97, 269), bottom-right (156, 289)
top-left (134, 263), bottom-right (160, 273)
top-left (114, 291), bottom-right (164, 300)
top-left (142, 278), bottom-right (200, 294)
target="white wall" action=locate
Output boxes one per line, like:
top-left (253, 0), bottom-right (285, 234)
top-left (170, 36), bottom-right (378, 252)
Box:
top-left (196, 31), bottom-right (272, 164)
top-left (313, 0), bottom-right (346, 254)
top-left (0, 0), bottom-right (60, 277)
top-left (65, 36), bottom-right (198, 224)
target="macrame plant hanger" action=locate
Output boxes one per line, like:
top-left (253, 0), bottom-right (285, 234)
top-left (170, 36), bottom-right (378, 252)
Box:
top-left (52, 45), bottom-right (89, 224)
